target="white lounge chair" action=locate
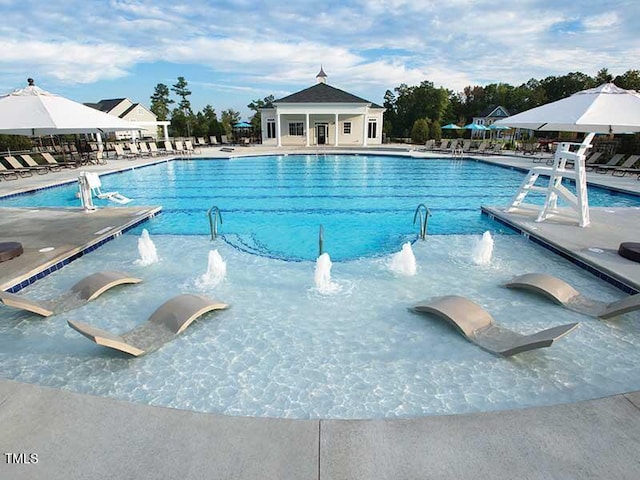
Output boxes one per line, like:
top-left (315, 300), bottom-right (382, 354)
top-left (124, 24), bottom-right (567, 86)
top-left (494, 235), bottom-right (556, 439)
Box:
top-left (21, 154), bottom-right (55, 173)
top-left (85, 172), bottom-right (131, 204)
top-left (411, 295), bottom-right (579, 356)
top-left (0, 271), bottom-right (141, 317)
top-left (505, 273), bottom-right (640, 319)
top-left (68, 294), bottom-right (229, 356)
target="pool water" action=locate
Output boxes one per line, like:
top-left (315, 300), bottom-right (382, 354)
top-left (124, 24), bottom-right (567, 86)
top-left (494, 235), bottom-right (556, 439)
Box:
top-left (1, 234), bottom-right (638, 419)
top-left (2, 155), bottom-right (639, 261)
top-left (1, 154), bottom-right (639, 419)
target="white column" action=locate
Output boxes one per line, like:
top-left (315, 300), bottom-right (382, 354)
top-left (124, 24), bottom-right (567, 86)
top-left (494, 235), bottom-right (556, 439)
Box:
top-left (362, 114), bottom-right (368, 146)
top-left (162, 124), bottom-right (169, 140)
top-left (334, 113), bottom-right (339, 146)
top-left (305, 113), bottom-right (310, 147)
top-left (276, 112), bottom-right (282, 147)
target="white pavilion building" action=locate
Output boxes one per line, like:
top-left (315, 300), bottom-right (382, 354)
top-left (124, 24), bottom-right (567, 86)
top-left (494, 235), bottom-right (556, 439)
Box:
top-left (260, 68), bottom-right (385, 147)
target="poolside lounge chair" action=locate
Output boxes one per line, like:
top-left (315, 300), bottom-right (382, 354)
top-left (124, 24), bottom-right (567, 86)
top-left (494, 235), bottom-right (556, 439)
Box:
top-left (487, 143), bottom-right (504, 155)
top-left (138, 142), bottom-right (151, 157)
top-left (196, 137), bottom-right (207, 146)
top-left (0, 163), bottom-right (20, 180)
top-left (505, 273), bottom-right (640, 319)
top-left (85, 172), bottom-right (131, 204)
top-left (582, 151), bottom-right (606, 170)
top-left (20, 154), bottom-right (54, 173)
top-left (610, 155), bottom-right (640, 177)
top-left (221, 135), bottom-right (229, 144)
top-left (184, 140), bottom-right (200, 154)
top-left (41, 152), bottom-right (78, 169)
top-left (411, 295), bottom-right (579, 356)
top-left (148, 142), bottom-right (160, 156)
top-left (163, 141), bottom-right (175, 154)
top-left (593, 153), bottom-right (630, 174)
top-left (128, 143), bottom-right (144, 158)
top-left (113, 144), bottom-right (135, 159)
top-left (3, 156), bottom-right (34, 177)
top-left (0, 271), bottom-right (141, 317)
top-left (209, 136), bottom-right (218, 145)
top-left (67, 294), bottom-right (228, 356)
top-left (174, 140), bottom-right (187, 154)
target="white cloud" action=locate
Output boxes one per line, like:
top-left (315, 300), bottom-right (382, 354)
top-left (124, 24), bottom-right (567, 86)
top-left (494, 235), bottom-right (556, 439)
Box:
top-left (0, 39), bottom-right (148, 84)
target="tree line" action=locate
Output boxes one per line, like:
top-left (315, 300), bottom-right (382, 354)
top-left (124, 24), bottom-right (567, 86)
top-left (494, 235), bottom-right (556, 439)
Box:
top-left (384, 68), bottom-right (640, 143)
top-left (151, 68), bottom-right (639, 143)
top-left (149, 77), bottom-right (275, 140)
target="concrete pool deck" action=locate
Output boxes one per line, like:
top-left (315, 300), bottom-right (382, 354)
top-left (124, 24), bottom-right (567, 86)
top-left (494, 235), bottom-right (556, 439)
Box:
top-left (1, 145), bottom-right (640, 479)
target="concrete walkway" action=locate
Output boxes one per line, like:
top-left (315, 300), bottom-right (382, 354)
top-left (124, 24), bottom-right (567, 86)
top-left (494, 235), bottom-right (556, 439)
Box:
top-left (1, 379), bottom-right (639, 479)
top-left (2, 145), bottom-right (640, 479)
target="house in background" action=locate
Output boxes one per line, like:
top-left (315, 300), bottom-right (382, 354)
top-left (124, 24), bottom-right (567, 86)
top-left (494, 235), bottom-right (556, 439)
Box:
top-left (86, 98), bottom-right (169, 140)
top-left (260, 68), bottom-right (385, 147)
top-left (472, 105), bottom-right (511, 138)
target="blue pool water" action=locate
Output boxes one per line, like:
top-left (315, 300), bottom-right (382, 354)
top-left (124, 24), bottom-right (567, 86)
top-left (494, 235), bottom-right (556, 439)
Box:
top-left (2, 155), bottom-right (639, 261)
top-left (2, 154), bottom-right (640, 419)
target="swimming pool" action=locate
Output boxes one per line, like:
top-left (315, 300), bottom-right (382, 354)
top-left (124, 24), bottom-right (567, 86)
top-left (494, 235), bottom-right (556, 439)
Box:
top-left (2, 155), bottom-right (639, 261)
top-left (1, 154), bottom-right (639, 419)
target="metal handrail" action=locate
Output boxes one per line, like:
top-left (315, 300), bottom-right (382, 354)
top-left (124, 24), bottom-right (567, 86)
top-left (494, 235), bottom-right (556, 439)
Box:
top-left (318, 224), bottom-right (324, 257)
top-left (413, 204), bottom-right (432, 240)
top-left (207, 206), bottom-right (222, 240)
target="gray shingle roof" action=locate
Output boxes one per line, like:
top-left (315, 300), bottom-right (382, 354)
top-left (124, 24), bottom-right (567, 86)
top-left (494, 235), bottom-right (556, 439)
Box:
top-left (89, 98), bottom-right (127, 113)
top-left (274, 83), bottom-right (382, 108)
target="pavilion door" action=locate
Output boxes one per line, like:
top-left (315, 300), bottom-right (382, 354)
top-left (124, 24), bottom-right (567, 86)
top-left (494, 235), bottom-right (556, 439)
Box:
top-left (317, 124), bottom-right (327, 145)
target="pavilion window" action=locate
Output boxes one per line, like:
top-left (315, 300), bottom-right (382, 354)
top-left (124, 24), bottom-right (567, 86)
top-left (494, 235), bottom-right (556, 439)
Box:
top-left (289, 122), bottom-right (304, 136)
top-left (343, 122), bottom-right (352, 134)
top-left (367, 119), bottom-right (377, 139)
top-left (267, 119), bottom-right (276, 139)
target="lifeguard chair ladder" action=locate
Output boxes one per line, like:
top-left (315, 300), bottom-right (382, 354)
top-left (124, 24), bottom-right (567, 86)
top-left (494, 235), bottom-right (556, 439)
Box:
top-left (507, 132), bottom-right (595, 228)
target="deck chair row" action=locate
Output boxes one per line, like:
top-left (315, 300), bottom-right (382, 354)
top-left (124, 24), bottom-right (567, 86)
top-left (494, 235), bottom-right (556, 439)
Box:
top-left (0, 153), bottom-right (81, 180)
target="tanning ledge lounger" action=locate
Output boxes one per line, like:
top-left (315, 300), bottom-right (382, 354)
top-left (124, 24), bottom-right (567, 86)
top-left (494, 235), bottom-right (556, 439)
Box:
top-left (504, 273), bottom-right (640, 320)
top-left (411, 295), bottom-right (579, 357)
top-left (0, 271), bottom-right (142, 317)
top-left (67, 294), bottom-right (229, 356)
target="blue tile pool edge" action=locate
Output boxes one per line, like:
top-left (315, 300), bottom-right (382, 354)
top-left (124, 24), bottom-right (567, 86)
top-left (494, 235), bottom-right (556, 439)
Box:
top-left (6, 207), bottom-right (163, 293)
top-left (481, 206), bottom-right (639, 295)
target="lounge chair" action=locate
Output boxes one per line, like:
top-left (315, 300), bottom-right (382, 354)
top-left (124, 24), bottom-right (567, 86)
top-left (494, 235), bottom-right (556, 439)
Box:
top-left (21, 154), bottom-right (55, 173)
top-left (163, 141), bottom-right (175, 154)
top-left (85, 172), bottom-right (131, 204)
top-left (3, 156), bottom-right (34, 177)
top-left (610, 155), bottom-right (640, 177)
top-left (113, 144), bottom-right (135, 159)
top-left (148, 142), bottom-right (160, 156)
top-left (411, 295), bottom-right (579, 356)
top-left (594, 154), bottom-right (631, 174)
top-left (582, 151), bottom-right (606, 170)
top-left (67, 294), bottom-right (228, 356)
top-left (196, 137), bottom-right (207, 146)
top-left (221, 135), bottom-right (229, 144)
top-left (504, 273), bottom-right (640, 319)
top-left (0, 271), bottom-right (141, 317)
top-left (0, 163), bottom-right (20, 180)
top-left (209, 136), bottom-right (219, 145)
top-left (175, 140), bottom-right (187, 154)
top-left (41, 152), bottom-right (78, 169)
top-left (138, 142), bottom-right (151, 157)
top-left (184, 140), bottom-right (200, 154)
top-left (128, 143), bottom-right (144, 157)
top-left (487, 143), bottom-right (503, 155)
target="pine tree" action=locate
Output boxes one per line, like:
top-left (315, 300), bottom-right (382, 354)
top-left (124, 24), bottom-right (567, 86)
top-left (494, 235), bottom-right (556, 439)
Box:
top-left (149, 83), bottom-right (173, 121)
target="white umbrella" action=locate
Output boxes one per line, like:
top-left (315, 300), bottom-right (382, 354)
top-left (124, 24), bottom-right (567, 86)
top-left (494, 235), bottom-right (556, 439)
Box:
top-left (0, 79), bottom-right (139, 136)
top-left (493, 83), bottom-right (640, 134)
top-left (495, 83), bottom-right (640, 228)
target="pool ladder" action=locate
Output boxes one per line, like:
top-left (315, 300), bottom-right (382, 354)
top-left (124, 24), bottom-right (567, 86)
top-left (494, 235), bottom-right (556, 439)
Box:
top-left (318, 224), bottom-right (324, 256)
top-left (413, 204), bottom-right (432, 240)
top-left (208, 206), bottom-right (222, 240)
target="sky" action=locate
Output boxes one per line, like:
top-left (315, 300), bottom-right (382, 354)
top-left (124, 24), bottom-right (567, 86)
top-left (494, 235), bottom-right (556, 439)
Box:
top-left (0, 0), bottom-right (638, 119)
